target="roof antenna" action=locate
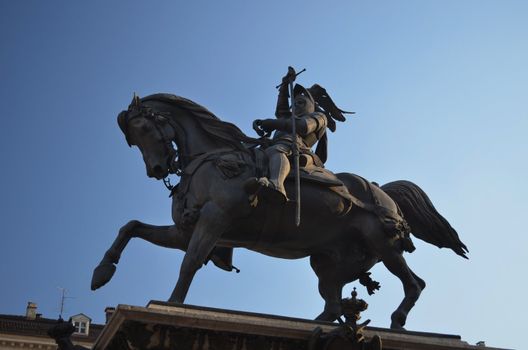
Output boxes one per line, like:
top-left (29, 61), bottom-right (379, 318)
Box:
top-left (57, 287), bottom-right (74, 320)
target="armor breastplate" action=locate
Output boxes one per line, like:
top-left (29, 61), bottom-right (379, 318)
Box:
top-left (272, 112), bottom-right (325, 149)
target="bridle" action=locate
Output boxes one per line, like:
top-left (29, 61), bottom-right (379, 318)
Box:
top-left (119, 104), bottom-right (183, 190)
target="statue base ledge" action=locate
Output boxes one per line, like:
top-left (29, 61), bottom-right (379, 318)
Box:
top-left (92, 301), bottom-right (507, 350)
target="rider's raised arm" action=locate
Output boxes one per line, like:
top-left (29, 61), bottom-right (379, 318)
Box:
top-left (275, 83), bottom-right (291, 119)
top-left (275, 69), bottom-right (295, 119)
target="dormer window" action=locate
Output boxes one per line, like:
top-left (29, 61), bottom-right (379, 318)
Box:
top-left (70, 313), bottom-right (91, 336)
top-left (73, 320), bottom-right (87, 334)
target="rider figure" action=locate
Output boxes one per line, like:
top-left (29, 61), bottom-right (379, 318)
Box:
top-left (232, 68), bottom-right (348, 270)
top-left (252, 67), bottom-right (328, 202)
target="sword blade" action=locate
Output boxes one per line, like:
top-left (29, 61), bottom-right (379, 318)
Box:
top-left (288, 80), bottom-right (302, 226)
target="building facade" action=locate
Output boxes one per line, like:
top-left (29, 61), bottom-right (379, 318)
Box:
top-left (0, 302), bottom-right (110, 350)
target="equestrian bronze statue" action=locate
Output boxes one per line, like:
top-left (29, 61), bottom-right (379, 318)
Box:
top-left (91, 68), bottom-right (468, 330)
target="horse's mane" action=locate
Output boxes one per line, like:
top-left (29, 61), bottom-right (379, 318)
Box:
top-left (141, 93), bottom-right (262, 150)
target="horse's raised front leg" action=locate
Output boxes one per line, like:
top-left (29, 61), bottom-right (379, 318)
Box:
top-left (91, 220), bottom-right (188, 290)
top-left (169, 202), bottom-right (229, 303)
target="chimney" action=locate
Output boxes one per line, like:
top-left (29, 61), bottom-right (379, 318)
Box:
top-left (104, 307), bottom-right (115, 324)
top-left (26, 302), bottom-right (37, 320)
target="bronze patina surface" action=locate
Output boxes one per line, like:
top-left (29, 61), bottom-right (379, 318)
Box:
top-left (92, 69), bottom-right (467, 330)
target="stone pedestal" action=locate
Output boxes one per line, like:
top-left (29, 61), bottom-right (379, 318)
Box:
top-left (93, 302), bottom-right (508, 350)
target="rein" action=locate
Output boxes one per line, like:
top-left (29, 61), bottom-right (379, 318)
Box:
top-left (120, 104), bottom-right (184, 191)
top-left (121, 103), bottom-right (235, 193)
top-left (120, 95), bottom-right (266, 194)
top-left (150, 118), bottom-right (186, 192)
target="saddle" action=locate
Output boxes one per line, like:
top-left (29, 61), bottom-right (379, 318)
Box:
top-left (288, 165), bottom-right (355, 215)
top-left (178, 148), bottom-right (398, 222)
top-left (251, 148), bottom-right (378, 217)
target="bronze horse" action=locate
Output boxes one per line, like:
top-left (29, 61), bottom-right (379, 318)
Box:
top-left (91, 93), bottom-right (468, 329)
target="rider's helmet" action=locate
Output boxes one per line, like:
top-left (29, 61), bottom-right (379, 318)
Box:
top-left (293, 84), bottom-right (315, 115)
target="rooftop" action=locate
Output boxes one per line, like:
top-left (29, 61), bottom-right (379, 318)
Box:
top-left (0, 313), bottom-right (104, 343)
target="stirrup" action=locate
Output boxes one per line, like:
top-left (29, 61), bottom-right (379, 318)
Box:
top-left (257, 177), bottom-right (288, 203)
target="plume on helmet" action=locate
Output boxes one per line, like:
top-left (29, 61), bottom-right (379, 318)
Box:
top-left (308, 84), bottom-right (354, 132)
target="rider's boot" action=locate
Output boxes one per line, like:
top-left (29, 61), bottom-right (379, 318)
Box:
top-left (260, 152), bottom-right (289, 203)
top-left (243, 150), bottom-right (289, 203)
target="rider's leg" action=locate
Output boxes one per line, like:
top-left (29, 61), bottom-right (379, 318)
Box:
top-left (243, 145), bottom-right (290, 202)
top-left (268, 151), bottom-right (290, 197)
top-left (256, 145), bottom-right (290, 201)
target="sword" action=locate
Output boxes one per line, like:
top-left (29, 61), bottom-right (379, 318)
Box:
top-left (275, 68), bottom-right (306, 89)
top-left (283, 67), bottom-right (305, 227)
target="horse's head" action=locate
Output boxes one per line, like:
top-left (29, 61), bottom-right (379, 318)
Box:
top-left (117, 95), bottom-right (178, 180)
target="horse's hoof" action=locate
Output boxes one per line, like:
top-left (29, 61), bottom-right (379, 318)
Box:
top-left (315, 310), bottom-right (341, 322)
top-left (390, 310), bottom-right (407, 330)
top-left (390, 323), bottom-right (406, 331)
top-left (167, 295), bottom-right (185, 304)
top-left (390, 320), bottom-right (406, 331)
top-left (91, 262), bottom-right (116, 290)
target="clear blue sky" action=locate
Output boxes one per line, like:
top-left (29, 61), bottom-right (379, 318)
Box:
top-left (1, 1), bottom-right (526, 349)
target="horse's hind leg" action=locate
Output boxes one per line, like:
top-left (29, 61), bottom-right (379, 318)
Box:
top-left (381, 252), bottom-right (424, 329)
top-left (411, 270), bottom-right (426, 290)
top-left (310, 254), bottom-right (344, 322)
top-left (359, 211), bottom-right (424, 329)
top-left (91, 221), bottom-right (188, 290)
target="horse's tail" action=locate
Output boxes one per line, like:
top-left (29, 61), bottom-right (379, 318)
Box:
top-left (381, 180), bottom-right (469, 259)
